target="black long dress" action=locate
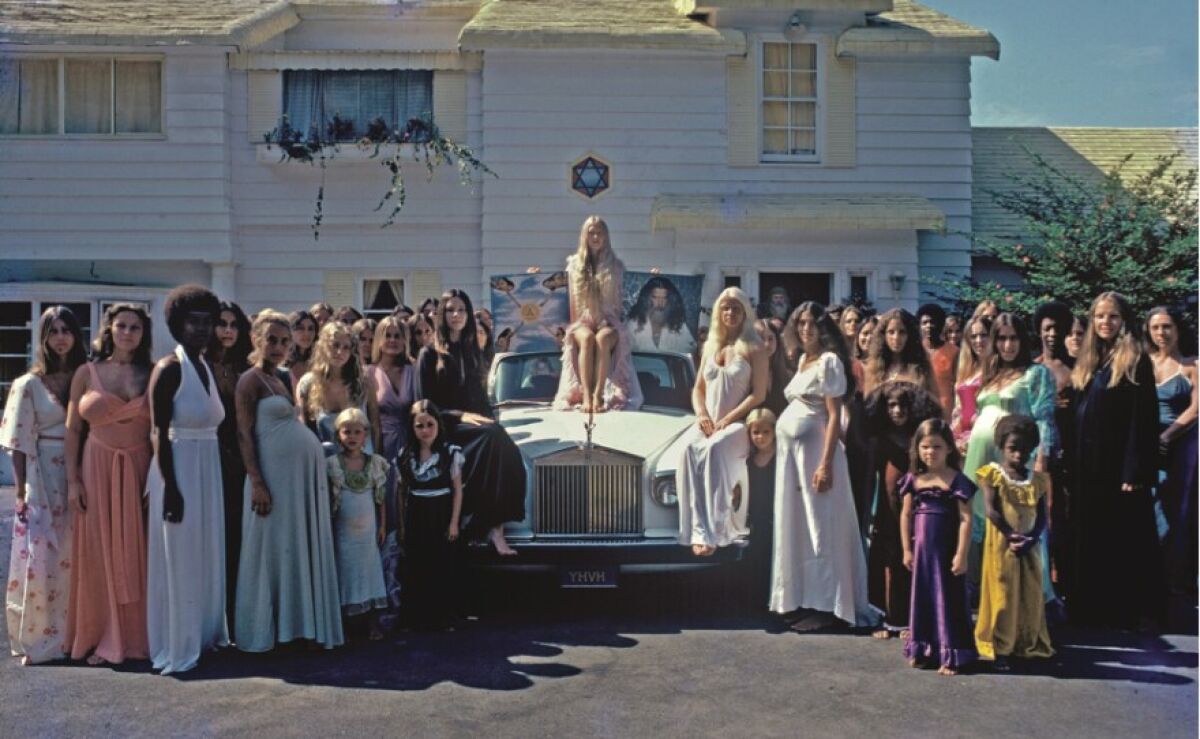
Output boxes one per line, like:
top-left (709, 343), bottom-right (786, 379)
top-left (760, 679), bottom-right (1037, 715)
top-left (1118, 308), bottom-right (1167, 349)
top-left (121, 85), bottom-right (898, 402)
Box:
top-left (414, 344), bottom-right (526, 539)
top-left (1068, 354), bottom-right (1165, 628)
top-left (215, 367), bottom-right (246, 630)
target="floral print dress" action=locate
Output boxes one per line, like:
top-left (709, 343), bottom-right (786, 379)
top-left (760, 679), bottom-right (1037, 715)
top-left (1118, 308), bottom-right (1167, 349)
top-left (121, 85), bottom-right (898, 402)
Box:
top-left (2, 374), bottom-right (72, 663)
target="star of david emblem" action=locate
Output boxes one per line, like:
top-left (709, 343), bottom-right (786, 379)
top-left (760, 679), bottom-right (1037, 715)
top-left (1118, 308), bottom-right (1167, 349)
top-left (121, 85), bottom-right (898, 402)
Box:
top-left (571, 155), bottom-right (610, 198)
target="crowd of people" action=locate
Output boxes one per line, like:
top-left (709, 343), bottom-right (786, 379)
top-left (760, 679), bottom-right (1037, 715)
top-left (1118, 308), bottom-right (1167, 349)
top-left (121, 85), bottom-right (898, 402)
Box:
top-left (679, 287), bottom-right (1196, 674)
top-left (3, 214), bottom-right (1195, 679)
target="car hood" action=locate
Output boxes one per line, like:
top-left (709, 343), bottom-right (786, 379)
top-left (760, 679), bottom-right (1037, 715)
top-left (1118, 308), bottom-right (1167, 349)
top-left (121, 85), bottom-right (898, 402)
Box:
top-left (498, 404), bottom-right (695, 461)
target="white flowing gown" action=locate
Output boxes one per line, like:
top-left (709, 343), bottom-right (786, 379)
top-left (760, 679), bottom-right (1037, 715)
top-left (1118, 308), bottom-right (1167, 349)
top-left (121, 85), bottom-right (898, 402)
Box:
top-left (146, 346), bottom-right (229, 674)
top-left (770, 352), bottom-right (879, 626)
top-left (676, 351), bottom-right (753, 548)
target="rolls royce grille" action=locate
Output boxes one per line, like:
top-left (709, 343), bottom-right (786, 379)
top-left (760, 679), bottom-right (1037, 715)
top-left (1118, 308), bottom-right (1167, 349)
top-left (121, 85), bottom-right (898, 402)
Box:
top-left (534, 449), bottom-right (643, 536)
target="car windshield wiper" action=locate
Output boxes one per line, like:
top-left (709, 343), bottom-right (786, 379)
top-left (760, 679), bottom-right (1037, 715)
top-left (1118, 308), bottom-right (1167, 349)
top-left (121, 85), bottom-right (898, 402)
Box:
top-left (493, 399), bottom-right (549, 408)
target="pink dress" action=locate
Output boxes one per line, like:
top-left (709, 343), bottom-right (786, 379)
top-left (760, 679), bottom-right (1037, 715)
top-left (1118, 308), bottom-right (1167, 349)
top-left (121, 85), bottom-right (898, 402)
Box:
top-left (66, 363), bottom-right (152, 663)
top-left (553, 252), bottom-right (643, 410)
top-left (951, 373), bottom-right (982, 448)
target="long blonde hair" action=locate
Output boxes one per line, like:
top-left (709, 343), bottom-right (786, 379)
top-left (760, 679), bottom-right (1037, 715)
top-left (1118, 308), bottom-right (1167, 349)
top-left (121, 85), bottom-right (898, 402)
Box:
top-left (954, 315), bottom-right (992, 384)
top-left (306, 321), bottom-right (365, 418)
top-left (569, 215), bottom-right (620, 319)
top-left (371, 314), bottom-right (410, 366)
top-left (1072, 291), bottom-right (1143, 390)
top-left (703, 287), bottom-right (762, 361)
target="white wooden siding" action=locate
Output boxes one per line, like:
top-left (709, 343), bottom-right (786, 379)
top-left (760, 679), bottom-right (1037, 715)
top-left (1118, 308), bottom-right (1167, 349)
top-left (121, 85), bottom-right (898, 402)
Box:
top-left (0, 48), bottom-right (232, 263)
top-left (479, 52), bottom-right (973, 302)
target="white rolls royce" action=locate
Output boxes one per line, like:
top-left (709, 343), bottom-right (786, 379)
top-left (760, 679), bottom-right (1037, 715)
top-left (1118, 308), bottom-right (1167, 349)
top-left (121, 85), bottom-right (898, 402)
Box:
top-left (484, 350), bottom-right (745, 586)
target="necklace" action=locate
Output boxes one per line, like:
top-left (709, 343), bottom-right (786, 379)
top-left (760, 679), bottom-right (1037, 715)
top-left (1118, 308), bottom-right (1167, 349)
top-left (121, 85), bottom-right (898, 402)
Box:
top-left (340, 454), bottom-right (371, 490)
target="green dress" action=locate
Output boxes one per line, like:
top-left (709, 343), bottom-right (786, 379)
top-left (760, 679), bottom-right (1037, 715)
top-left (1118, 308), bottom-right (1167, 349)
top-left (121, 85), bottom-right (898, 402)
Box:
top-left (235, 385), bottom-right (343, 652)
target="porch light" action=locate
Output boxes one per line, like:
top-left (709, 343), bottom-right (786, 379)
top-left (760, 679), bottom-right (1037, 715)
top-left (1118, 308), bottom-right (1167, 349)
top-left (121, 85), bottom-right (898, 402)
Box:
top-left (889, 270), bottom-right (907, 293)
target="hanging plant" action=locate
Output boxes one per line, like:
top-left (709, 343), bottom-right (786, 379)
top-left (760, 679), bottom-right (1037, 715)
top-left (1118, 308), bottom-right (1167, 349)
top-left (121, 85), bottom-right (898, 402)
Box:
top-left (264, 114), bottom-right (496, 240)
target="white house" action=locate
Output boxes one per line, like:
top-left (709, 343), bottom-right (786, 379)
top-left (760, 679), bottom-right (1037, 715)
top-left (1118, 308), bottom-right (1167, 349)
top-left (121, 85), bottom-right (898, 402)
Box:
top-left (0, 0), bottom-right (1004, 405)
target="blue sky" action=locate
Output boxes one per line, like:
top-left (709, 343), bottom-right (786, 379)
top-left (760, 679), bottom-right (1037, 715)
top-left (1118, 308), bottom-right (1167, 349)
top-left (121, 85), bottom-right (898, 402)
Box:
top-left (933, 0), bottom-right (1198, 127)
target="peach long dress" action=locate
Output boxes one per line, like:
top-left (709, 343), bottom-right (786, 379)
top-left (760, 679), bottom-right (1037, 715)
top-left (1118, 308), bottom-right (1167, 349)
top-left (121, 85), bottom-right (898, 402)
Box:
top-left (65, 362), bottom-right (152, 663)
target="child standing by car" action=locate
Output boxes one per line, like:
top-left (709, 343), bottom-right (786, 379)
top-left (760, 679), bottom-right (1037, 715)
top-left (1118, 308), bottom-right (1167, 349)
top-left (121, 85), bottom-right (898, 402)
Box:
top-left (399, 399), bottom-right (464, 630)
top-left (899, 418), bottom-right (977, 676)
top-left (740, 408), bottom-right (777, 607)
top-left (974, 414), bottom-right (1055, 669)
top-left (327, 408), bottom-right (390, 640)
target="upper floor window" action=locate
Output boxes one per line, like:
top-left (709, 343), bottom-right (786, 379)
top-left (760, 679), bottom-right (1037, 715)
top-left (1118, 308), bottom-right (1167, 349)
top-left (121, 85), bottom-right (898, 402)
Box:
top-left (761, 42), bottom-right (817, 161)
top-left (283, 70), bottom-right (433, 142)
top-left (0, 57), bottom-right (162, 136)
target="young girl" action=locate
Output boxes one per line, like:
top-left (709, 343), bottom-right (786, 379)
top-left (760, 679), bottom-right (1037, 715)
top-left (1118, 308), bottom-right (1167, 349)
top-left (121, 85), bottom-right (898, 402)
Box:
top-left (899, 419), bottom-right (977, 676)
top-left (863, 381), bottom-right (943, 638)
top-left (399, 399), bottom-right (464, 630)
top-left (975, 414), bottom-right (1054, 669)
top-left (327, 408), bottom-right (390, 640)
top-left (553, 215), bottom-right (643, 412)
top-left (742, 408), bottom-right (777, 605)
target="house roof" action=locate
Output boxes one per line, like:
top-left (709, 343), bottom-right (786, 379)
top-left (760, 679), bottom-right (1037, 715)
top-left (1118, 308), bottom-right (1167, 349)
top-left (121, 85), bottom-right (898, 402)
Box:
top-left (651, 193), bottom-right (946, 232)
top-left (972, 127), bottom-right (1199, 241)
top-left (0, 0), bottom-right (298, 46)
top-left (838, 0), bottom-right (999, 60)
top-left (459, 0), bottom-right (745, 53)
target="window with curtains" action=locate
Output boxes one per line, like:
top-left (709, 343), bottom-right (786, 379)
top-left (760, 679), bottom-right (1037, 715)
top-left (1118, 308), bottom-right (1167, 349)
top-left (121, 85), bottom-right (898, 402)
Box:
top-left (362, 278), bottom-right (406, 320)
top-left (761, 42), bottom-right (818, 161)
top-left (283, 70), bottom-right (433, 142)
top-left (0, 56), bottom-right (162, 136)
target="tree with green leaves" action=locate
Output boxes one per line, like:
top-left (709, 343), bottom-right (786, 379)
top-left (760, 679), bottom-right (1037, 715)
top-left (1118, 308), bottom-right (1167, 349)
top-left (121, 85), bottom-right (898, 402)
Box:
top-left (932, 150), bottom-right (1197, 321)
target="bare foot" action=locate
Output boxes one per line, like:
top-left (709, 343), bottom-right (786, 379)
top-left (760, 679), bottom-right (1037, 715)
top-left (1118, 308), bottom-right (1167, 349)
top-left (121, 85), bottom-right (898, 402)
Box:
top-left (692, 544), bottom-right (715, 556)
top-left (938, 665), bottom-right (958, 676)
top-left (899, 629), bottom-right (911, 641)
top-left (580, 398), bottom-right (594, 414)
top-left (85, 653), bottom-right (108, 666)
top-left (871, 629), bottom-right (893, 640)
top-left (908, 658), bottom-right (922, 669)
top-left (592, 394), bottom-right (607, 413)
top-left (20, 656), bottom-right (31, 666)
top-left (491, 527), bottom-right (518, 556)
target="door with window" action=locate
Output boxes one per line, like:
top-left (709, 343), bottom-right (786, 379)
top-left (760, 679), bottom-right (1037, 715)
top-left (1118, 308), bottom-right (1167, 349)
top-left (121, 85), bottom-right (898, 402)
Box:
top-left (757, 273), bottom-right (831, 320)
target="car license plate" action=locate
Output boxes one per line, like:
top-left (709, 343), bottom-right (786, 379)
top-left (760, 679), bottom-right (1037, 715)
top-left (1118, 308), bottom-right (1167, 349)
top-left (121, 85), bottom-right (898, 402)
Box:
top-left (560, 566), bottom-right (618, 589)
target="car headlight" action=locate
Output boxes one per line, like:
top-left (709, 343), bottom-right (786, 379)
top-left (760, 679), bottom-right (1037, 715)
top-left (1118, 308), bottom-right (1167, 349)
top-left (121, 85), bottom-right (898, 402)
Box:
top-left (652, 474), bottom-right (678, 506)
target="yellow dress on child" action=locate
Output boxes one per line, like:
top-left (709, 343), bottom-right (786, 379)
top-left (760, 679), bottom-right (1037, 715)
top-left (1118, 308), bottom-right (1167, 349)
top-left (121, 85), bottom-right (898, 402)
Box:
top-left (974, 463), bottom-right (1055, 660)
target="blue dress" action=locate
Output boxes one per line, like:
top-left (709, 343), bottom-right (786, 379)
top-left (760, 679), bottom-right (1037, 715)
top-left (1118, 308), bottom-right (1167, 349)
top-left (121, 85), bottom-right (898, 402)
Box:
top-left (1156, 369), bottom-right (1196, 590)
top-left (235, 375), bottom-right (343, 652)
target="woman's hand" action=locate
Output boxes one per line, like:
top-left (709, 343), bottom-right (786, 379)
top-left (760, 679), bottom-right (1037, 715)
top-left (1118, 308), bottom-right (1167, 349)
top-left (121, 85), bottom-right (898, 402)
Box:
top-left (163, 480), bottom-right (185, 524)
top-left (377, 523), bottom-right (387, 548)
top-left (902, 549), bottom-right (913, 571)
top-left (812, 462), bottom-right (832, 492)
top-left (713, 415), bottom-right (734, 432)
top-left (1120, 482), bottom-right (1141, 494)
top-left (951, 553), bottom-right (967, 576)
top-left (250, 481), bottom-right (273, 517)
top-left (447, 520), bottom-right (460, 542)
top-left (697, 415), bottom-right (715, 437)
top-left (69, 479), bottom-right (87, 513)
top-left (14, 485), bottom-right (28, 524)
top-left (461, 412), bottom-right (494, 426)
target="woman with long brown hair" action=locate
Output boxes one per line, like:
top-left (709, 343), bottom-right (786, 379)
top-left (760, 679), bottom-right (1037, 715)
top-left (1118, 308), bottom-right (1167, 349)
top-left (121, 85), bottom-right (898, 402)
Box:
top-left (1068, 293), bottom-right (1164, 628)
top-left (1146, 305), bottom-right (1197, 593)
top-left (285, 309), bottom-right (318, 387)
top-left (960, 314), bottom-right (1058, 601)
top-left (2, 306), bottom-right (88, 664)
top-left (414, 289), bottom-right (526, 555)
top-left (65, 303), bottom-right (154, 665)
top-left (862, 308), bottom-right (936, 397)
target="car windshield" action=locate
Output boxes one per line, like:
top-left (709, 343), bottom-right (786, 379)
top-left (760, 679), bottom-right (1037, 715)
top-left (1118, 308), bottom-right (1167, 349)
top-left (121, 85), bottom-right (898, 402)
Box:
top-left (492, 352), bottom-right (694, 411)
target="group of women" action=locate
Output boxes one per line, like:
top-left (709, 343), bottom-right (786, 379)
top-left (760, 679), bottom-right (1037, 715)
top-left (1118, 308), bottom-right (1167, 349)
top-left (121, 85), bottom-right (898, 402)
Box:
top-left (3, 212), bottom-right (1195, 674)
top-left (4, 282), bottom-right (526, 672)
top-left (675, 287), bottom-right (1196, 644)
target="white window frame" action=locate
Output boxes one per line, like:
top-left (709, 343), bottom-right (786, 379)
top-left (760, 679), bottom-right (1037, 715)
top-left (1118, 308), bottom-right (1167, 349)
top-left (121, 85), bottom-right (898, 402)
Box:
top-left (758, 36), bottom-right (823, 164)
top-left (844, 269), bottom-right (875, 306)
top-left (360, 275), bottom-right (408, 320)
top-left (0, 53), bottom-right (166, 140)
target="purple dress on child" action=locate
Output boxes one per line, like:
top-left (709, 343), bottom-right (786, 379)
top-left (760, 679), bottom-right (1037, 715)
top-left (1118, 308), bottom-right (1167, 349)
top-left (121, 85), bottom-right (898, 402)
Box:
top-left (900, 471), bottom-right (978, 669)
